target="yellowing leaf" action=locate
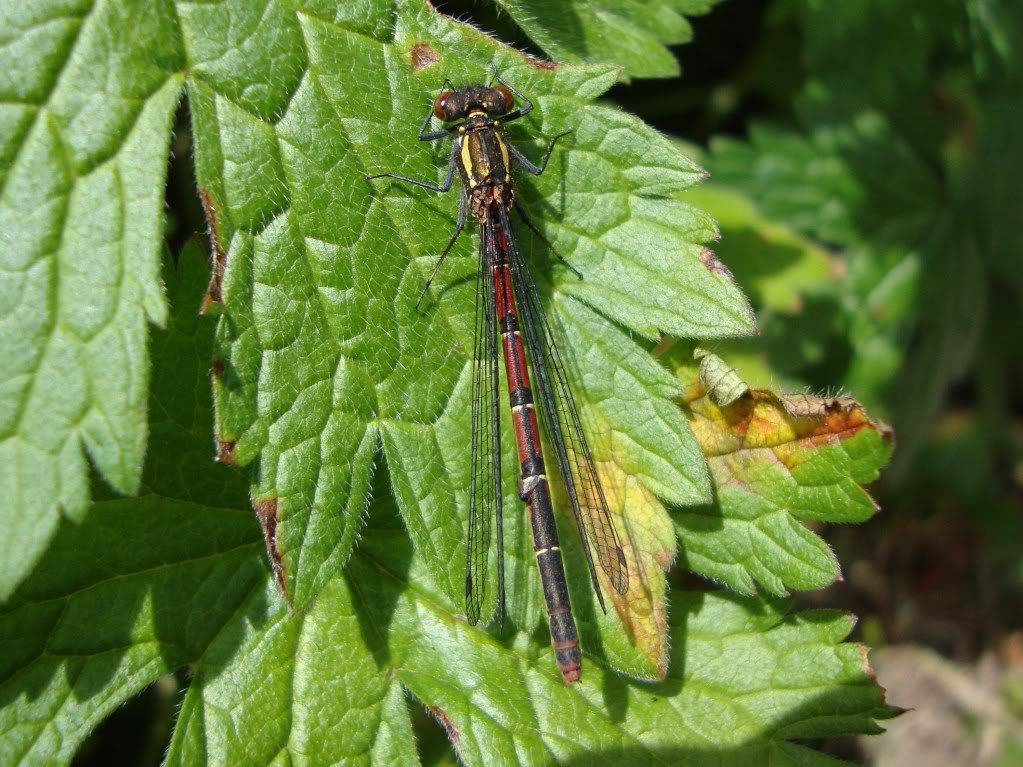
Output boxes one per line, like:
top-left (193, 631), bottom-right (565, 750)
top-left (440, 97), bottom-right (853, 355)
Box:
top-left (673, 351), bottom-right (893, 596)
top-left (592, 454), bottom-right (674, 678)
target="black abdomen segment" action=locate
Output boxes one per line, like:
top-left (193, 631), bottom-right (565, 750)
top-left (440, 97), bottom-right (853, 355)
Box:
top-left (491, 258), bottom-right (582, 683)
top-left (524, 477), bottom-right (582, 681)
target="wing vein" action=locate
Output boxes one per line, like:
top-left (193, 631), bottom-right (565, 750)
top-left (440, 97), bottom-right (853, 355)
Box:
top-left (498, 205), bottom-right (629, 604)
top-left (465, 219), bottom-right (502, 624)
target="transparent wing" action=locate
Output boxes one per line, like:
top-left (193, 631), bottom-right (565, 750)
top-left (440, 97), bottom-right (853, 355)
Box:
top-left (465, 218), bottom-right (503, 625)
top-left (498, 207), bottom-right (629, 607)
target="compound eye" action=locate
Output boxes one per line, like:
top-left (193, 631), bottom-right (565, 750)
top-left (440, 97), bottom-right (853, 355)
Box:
top-left (433, 90), bottom-right (453, 120)
top-left (495, 84), bottom-right (514, 113)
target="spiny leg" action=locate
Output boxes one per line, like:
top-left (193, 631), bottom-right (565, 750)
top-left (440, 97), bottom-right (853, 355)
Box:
top-left (415, 190), bottom-right (468, 310)
top-left (507, 131), bottom-right (571, 176)
top-left (514, 204), bottom-right (581, 278)
top-left (366, 137), bottom-right (460, 192)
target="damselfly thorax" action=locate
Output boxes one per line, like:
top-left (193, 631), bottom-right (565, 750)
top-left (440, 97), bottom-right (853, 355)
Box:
top-left (456, 112), bottom-right (515, 219)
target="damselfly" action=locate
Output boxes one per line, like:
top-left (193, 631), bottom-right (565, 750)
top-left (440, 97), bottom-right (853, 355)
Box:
top-left (368, 76), bottom-right (629, 683)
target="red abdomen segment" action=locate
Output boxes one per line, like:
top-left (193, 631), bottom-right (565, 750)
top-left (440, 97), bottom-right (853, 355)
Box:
top-left (491, 260), bottom-right (582, 683)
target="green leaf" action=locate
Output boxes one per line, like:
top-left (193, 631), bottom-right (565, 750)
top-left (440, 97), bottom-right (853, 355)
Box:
top-left (0, 242), bottom-right (255, 766)
top-left (0, 495), bottom-right (267, 766)
top-left (1, 492), bottom-right (895, 766)
top-left (0, 187), bottom-right (890, 766)
top-left (703, 114), bottom-right (941, 414)
top-left (0, 235), bottom-right (415, 767)
top-left (380, 551), bottom-right (898, 764)
top-left (0, 3), bottom-right (904, 763)
top-left (671, 349), bottom-right (893, 596)
top-left (492, 0), bottom-right (722, 79)
top-left (196, 0), bottom-right (754, 673)
top-left (145, 242), bottom-right (249, 508)
top-left (0, 0), bottom-right (184, 598)
top-left (679, 183), bottom-right (836, 315)
top-left (708, 117), bottom-right (941, 249)
top-left (784, 0), bottom-right (965, 122)
top-left (164, 576), bottom-right (418, 767)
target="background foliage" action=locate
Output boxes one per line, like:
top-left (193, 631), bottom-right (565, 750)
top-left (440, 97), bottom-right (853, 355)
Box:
top-left (2, 0), bottom-right (1020, 765)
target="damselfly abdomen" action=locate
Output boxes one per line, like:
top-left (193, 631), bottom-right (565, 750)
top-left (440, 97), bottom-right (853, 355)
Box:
top-left (368, 75), bottom-right (629, 683)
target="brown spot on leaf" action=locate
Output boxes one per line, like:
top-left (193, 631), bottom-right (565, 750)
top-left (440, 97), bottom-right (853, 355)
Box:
top-left (856, 643), bottom-right (876, 678)
top-left (699, 248), bottom-right (733, 279)
top-left (198, 188), bottom-right (227, 313)
top-left (781, 394), bottom-right (857, 418)
top-left (527, 56), bottom-right (559, 70)
top-left (654, 547), bottom-right (673, 569)
top-left (212, 357), bottom-right (225, 377)
top-left (772, 393), bottom-right (876, 443)
top-left (690, 386), bottom-right (894, 463)
top-left (428, 705), bottom-right (461, 750)
top-left (409, 42), bottom-right (439, 71)
top-left (807, 405), bottom-right (873, 443)
top-left (214, 438), bottom-right (237, 466)
top-left (253, 497), bottom-right (289, 602)
top-left (722, 394), bottom-right (756, 436)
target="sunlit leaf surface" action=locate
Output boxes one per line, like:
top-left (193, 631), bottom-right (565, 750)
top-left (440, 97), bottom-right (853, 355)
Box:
top-left (0, 0), bottom-right (184, 599)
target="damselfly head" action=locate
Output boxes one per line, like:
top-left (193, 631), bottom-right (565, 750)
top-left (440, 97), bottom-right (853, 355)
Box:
top-left (432, 85), bottom-right (514, 121)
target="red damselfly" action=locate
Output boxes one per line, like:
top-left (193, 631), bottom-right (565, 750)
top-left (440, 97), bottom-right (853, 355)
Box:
top-left (368, 76), bottom-right (629, 683)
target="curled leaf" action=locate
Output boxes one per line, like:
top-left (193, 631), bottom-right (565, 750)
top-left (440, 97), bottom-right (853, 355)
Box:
top-left (695, 346), bottom-right (750, 406)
